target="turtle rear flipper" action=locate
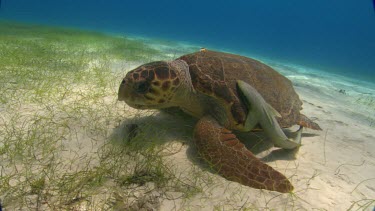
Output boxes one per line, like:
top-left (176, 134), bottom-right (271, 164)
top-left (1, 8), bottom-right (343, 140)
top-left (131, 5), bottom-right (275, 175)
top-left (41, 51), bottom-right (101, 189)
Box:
top-left (298, 114), bottom-right (322, 130)
top-left (194, 116), bottom-right (293, 193)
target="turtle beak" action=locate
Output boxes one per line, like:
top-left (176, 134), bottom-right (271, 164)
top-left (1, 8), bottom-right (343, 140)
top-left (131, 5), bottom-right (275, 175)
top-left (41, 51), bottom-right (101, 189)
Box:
top-left (118, 79), bottom-right (127, 101)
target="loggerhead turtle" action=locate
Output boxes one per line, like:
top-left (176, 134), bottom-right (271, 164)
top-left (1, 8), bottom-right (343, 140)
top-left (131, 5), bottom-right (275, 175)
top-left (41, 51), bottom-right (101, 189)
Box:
top-left (118, 50), bottom-right (321, 193)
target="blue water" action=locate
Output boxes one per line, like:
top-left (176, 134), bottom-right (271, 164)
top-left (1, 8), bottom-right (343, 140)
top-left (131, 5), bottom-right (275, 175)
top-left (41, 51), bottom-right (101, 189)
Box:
top-left (1, 0), bottom-right (374, 83)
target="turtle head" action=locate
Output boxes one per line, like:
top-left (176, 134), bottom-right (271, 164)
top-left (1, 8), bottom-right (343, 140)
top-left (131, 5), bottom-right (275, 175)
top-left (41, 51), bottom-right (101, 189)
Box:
top-left (118, 60), bottom-right (190, 109)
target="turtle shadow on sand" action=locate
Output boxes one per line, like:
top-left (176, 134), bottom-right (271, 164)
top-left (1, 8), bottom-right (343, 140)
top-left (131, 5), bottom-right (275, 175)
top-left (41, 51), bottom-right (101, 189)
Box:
top-left (237, 129), bottom-right (319, 163)
top-left (109, 108), bottom-right (196, 148)
top-left (110, 109), bottom-right (309, 170)
top-left (185, 125), bottom-right (318, 176)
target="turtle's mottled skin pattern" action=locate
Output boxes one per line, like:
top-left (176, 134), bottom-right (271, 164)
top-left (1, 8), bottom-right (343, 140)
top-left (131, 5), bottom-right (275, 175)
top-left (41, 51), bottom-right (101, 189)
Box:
top-left (118, 50), bottom-right (321, 193)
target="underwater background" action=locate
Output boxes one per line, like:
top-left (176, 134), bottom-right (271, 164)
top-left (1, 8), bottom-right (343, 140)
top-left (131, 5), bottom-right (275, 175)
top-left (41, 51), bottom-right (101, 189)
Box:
top-left (1, 1), bottom-right (375, 210)
top-left (1, 0), bottom-right (374, 83)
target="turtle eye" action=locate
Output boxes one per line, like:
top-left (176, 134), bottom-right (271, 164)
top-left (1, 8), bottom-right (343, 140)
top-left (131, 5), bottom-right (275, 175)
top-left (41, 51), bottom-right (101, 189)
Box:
top-left (135, 81), bottom-right (150, 94)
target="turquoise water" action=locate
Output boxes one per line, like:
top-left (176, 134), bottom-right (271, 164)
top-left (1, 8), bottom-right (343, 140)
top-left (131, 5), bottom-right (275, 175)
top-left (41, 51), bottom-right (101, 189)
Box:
top-left (0, 0), bottom-right (374, 83)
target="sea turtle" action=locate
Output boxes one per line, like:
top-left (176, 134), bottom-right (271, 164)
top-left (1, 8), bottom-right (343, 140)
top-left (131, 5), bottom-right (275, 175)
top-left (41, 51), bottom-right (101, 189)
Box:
top-left (118, 50), bottom-right (321, 193)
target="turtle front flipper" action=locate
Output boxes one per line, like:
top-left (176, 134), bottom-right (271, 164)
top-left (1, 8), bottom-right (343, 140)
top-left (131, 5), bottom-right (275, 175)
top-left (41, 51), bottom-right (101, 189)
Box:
top-left (194, 116), bottom-right (293, 193)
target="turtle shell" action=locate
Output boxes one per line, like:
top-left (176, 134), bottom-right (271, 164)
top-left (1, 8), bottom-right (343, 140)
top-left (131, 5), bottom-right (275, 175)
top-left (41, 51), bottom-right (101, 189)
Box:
top-left (179, 50), bottom-right (302, 128)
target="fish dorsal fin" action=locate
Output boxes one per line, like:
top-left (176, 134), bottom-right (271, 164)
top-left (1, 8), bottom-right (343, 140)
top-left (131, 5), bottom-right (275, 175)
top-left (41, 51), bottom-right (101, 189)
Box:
top-left (266, 103), bottom-right (281, 118)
